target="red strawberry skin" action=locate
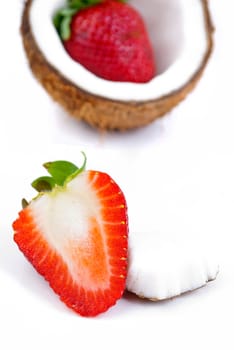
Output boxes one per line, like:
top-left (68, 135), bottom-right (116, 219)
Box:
top-left (13, 170), bottom-right (128, 317)
top-left (63, 0), bottom-right (156, 82)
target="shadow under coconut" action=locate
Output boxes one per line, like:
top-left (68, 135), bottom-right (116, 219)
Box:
top-left (52, 103), bottom-right (174, 149)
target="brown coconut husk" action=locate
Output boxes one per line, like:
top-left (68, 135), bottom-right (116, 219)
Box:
top-left (21, 0), bottom-right (214, 130)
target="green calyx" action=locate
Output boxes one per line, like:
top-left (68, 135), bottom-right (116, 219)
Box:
top-left (22, 153), bottom-right (87, 208)
top-left (53, 0), bottom-right (126, 40)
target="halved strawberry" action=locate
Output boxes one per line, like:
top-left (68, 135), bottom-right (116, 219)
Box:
top-left (13, 154), bottom-right (128, 316)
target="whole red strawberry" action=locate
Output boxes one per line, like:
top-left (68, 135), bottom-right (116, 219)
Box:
top-left (13, 154), bottom-right (128, 317)
top-left (54, 0), bottom-right (156, 82)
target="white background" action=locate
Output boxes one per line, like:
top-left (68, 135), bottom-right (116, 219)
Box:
top-left (0, 1), bottom-right (234, 349)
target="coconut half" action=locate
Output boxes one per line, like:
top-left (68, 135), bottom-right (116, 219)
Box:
top-left (21, 0), bottom-right (214, 130)
top-left (126, 231), bottom-right (219, 300)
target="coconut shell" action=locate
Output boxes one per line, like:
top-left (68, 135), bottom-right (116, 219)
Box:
top-left (21, 0), bottom-right (214, 130)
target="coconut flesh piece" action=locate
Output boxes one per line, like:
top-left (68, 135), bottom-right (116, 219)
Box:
top-left (22, 0), bottom-right (214, 129)
top-left (126, 231), bottom-right (219, 300)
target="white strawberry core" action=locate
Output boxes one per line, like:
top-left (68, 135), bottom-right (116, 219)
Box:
top-left (29, 172), bottom-right (108, 287)
top-left (29, 0), bottom-right (208, 101)
top-left (126, 231), bottom-right (219, 300)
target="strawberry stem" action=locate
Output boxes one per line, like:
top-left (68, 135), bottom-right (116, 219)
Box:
top-left (65, 151), bottom-right (87, 183)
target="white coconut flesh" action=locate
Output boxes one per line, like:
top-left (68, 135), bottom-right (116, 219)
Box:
top-left (126, 231), bottom-right (219, 300)
top-left (29, 0), bottom-right (209, 102)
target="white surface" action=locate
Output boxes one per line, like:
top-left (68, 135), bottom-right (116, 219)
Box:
top-left (1, 0), bottom-right (234, 349)
top-left (30, 0), bottom-right (206, 101)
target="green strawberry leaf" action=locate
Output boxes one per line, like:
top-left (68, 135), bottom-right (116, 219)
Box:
top-left (28, 153), bottom-right (87, 205)
top-left (60, 16), bottom-right (73, 41)
top-left (21, 154), bottom-right (87, 208)
top-left (31, 176), bottom-right (56, 192)
top-left (43, 160), bottom-right (79, 186)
